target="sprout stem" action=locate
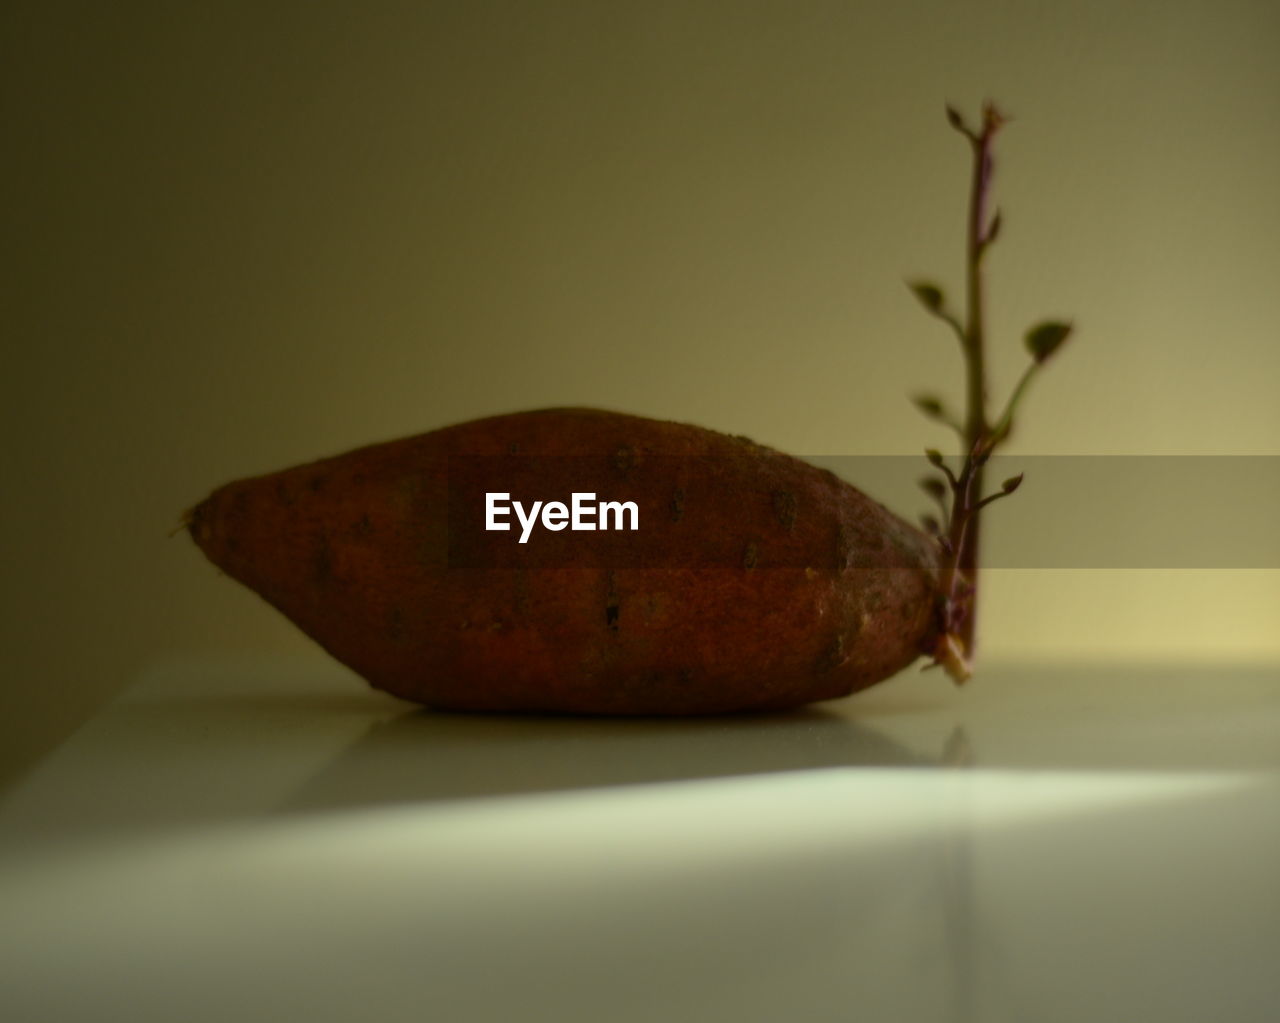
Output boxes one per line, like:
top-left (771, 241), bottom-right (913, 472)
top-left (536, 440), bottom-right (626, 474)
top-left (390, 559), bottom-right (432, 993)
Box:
top-left (912, 102), bottom-right (1071, 685)
top-left (936, 102), bottom-right (1007, 682)
top-left (990, 361), bottom-right (1038, 445)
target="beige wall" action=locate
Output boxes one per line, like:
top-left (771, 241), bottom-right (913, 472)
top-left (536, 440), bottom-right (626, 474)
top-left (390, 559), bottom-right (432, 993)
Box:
top-left (5, 1), bottom-right (1279, 782)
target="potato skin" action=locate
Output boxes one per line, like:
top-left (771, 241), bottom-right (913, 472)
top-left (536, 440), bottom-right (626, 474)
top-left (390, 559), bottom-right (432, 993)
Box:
top-left (188, 408), bottom-right (941, 714)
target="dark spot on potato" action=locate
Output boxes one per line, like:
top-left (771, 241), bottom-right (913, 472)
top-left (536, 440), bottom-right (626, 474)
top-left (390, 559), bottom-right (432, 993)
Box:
top-left (643, 668), bottom-right (693, 693)
top-left (670, 487), bottom-right (685, 522)
top-left (839, 525), bottom-right (880, 570)
top-left (772, 489), bottom-right (797, 531)
top-left (388, 606), bottom-right (405, 640)
top-left (605, 570), bottom-right (621, 631)
top-left (814, 634), bottom-right (846, 675)
top-left (313, 536), bottom-right (333, 583)
top-left (275, 480), bottom-right (296, 507)
top-left (620, 671), bottom-right (657, 696)
top-left (612, 445), bottom-right (639, 472)
top-left (743, 541), bottom-right (759, 570)
top-left (308, 474), bottom-right (327, 493)
top-left (352, 514), bottom-right (374, 537)
top-left (507, 441), bottom-right (520, 454)
top-left (834, 525), bottom-right (854, 569)
top-left (886, 529), bottom-right (916, 569)
top-left (512, 569), bottom-right (531, 616)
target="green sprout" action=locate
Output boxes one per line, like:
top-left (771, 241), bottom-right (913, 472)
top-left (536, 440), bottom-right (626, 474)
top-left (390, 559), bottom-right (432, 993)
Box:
top-left (908, 101), bottom-right (1075, 684)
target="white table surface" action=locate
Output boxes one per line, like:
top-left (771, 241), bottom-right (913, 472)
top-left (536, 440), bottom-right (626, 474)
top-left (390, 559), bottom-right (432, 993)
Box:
top-left (3, 657), bottom-right (1278, 1022)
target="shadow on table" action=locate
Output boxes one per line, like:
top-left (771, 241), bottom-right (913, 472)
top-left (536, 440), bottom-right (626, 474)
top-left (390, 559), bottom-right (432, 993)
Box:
top-left (282, 706), bottom-right (961, 814)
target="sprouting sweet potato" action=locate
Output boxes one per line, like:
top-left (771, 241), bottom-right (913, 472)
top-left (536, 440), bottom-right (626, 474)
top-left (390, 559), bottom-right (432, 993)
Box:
top-left (187, 103), bottom-right (1072, 709)
top-left (187, 408), bottom-right (942, 714)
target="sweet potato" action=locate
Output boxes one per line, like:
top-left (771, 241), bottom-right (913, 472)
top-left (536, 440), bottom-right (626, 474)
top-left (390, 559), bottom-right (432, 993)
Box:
top-left (187, 408), bottom-right (941, 714)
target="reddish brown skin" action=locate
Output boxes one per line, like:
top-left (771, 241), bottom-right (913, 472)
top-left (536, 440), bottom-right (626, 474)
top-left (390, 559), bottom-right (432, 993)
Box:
top-left (188, 408), bottom-right (942, 714)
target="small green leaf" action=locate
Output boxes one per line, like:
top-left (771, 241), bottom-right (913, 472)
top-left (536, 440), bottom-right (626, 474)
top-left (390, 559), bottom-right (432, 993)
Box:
top-left (1025, 321), bottom-right (1073, 364)
top-left (976, 471), bottom-right (1026, 511)
top-left (919, 476), bottom-right (947, 502)
top-left (925, 448), bottom-right (944, 467)
top-left (945, 105), bottom-right (964, 131)
top-left (920, 513), bottom-right (941, 536)
top-left (912, 395), bottom-right (963, 435)
top-left (908, 281), bottom-right (945, 314)
top-left (914, 395), bottom-right (945, 418)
